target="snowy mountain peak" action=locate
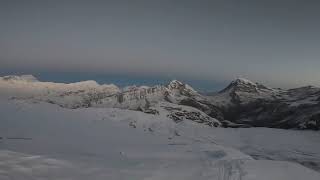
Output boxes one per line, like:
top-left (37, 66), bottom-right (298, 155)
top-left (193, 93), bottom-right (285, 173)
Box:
top-left (167, 80), bottom-right (185, 89)
top-left (221, 77), bottom-right (274, 93)
top-left (167, 80), bottom-right (197, 95)
top-left (232, 78), bottom-right (256, 86)
top-left (1, 75), bottom-right (39, 82)
top-left (220, 78), bottom-right (259, 94)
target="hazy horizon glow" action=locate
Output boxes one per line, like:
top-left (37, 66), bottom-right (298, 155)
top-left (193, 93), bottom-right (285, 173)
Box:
top-left (1, 0), bottom-right (320, 88)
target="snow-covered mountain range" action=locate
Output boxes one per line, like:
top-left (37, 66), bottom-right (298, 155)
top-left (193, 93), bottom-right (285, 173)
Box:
top-left (1, 75), bottom-right (319, 130)
top-left (1, 75), bottom-right (320, 179)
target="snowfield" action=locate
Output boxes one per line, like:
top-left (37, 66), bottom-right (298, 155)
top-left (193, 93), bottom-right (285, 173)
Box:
top-left (0, 75), bottom-right (320, 179)
top-left (1, 100), bottom-right (320, 180)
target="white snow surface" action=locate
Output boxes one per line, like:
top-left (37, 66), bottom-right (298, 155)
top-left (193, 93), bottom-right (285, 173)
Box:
top-left (0, 75), bottom-right (39, 82)
top-left (0, 76), bottom-right (120, 99)
top-left (1, 99), bottom-right (320, 180)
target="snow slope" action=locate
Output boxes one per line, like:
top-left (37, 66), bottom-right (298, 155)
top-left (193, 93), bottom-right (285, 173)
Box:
top-left (0, 98), bottom-right (320, 179)
top-left (0, 100), bottom-right (249, 180)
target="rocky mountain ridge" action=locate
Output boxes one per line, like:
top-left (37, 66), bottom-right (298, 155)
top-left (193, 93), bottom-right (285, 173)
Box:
top-left (1, 75), bottom-right (319, 130)
top-left (209, 78), bottom-right (320, 129)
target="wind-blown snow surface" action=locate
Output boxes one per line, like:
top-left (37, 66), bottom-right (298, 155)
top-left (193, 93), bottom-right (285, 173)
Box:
top-left (0, 100), bottom-right (320, 180)
top-left (1, 75), bottom-right (320, 179)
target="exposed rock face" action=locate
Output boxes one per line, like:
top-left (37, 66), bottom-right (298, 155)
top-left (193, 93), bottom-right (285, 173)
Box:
top-left (166, 80), bottom-right (198, 97)
top-left (179, 98), bottom-right (224, 120)
top-left (149, 102), bottom-right (221, 127)
top-left (224, 100), bottom-right (320, 130)
top-left (208, 78), bottom-right (320, 130)
top-left (1, 75), bottom-right (320, 130)
top-left (212, 78), bottom-right (279, 106)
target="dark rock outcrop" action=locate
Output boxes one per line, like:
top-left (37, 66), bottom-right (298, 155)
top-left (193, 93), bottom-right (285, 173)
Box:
top-left (209, 79), bottom-right (320, 130)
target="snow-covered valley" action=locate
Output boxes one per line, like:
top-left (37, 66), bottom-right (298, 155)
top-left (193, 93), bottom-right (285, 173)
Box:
top-left (0, 75), bottom-right (320, 180)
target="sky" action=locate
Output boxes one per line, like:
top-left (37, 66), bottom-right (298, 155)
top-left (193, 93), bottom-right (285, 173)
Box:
top-left (0, 0), bottom-right (320, 88)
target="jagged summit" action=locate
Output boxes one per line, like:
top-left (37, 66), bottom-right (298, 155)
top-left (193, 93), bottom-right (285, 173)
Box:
top-left (166, 80), bottom-right (197, 96)
top-left (167, 80), bottom-right (185, 89)
top-left (220, 78), bottom-right (258, 93)
top-left (219, 77), bottom-right (272, 94)
top-left (232, 78), bottom-right (256, 85)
